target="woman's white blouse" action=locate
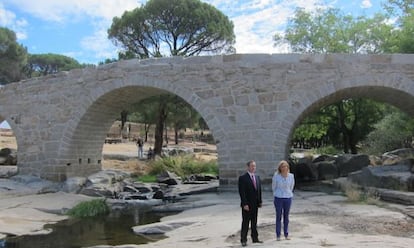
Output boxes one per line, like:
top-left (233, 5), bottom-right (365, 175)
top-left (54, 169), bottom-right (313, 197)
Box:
top-left (272, 173), bottom-right (295, 198)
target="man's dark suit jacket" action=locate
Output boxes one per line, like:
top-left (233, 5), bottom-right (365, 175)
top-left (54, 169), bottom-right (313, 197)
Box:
top-left (238, 172), bottom-right (262, 208)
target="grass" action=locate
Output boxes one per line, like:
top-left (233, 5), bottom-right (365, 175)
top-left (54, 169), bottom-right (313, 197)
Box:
top-left (343, 182), bottom-right (381, 205)
top-left (136, 174), bottom-right (157, 183)
top-left (67, 199), bottom-right (109, 218)
top-left (147, 154), bottom-right (218, 178)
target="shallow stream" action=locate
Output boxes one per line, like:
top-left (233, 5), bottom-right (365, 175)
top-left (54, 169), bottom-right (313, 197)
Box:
top-left (2, 206), bottom-right (176, 248)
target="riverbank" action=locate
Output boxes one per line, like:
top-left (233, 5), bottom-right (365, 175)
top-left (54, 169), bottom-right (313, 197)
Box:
top-left (0, 188), bottom-right (413, 248)
top-left (127, 190), bottom-right (414, 248)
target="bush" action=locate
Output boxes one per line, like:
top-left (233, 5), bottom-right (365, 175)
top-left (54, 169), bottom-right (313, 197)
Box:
top-left (343, 182), bottom-right (381, 205)
top-left (361, 111), bottom-right (414, 155)
top-left (67, 199), bottom-right (109, 218)
top-left (148, 154), bottom-right (218, 178)
top-left (315, 145), bottom-right (341, 155)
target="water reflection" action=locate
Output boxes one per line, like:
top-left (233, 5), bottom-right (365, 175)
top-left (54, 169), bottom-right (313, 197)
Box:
top-left (3, 206), bottom-right (176, 248)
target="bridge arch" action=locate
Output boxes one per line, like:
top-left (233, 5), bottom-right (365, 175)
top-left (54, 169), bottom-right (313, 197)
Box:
top-left (282, 73), bottom-right (414, 159)
top-left (0, 54), bottom-right (412, 187)
top-left (56, 75), bottom-right (227, 181)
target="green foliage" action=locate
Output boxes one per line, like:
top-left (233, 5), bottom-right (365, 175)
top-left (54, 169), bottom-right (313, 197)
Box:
top-left (361, 110), bottom-right (414, 155)
top-left (314, 145), bottom-right (340, 155)
top-left (148, 154), bottom-right (218, 178)
top-left (67, 199), bottom-right (109, 218)
top-left (108, 0), bottom-right (235, 59)
top-left (293, 99), bottom-right (386, 153)
top-left (108, 0), bottom-right (232, 156)
top-left (274, 7), bottom-right (392, 54)
top-left (136, 174), bottom-right (157, 183)
top-left (0, 27), bottom-right (28, 84)
top-left (25, 53), bottom-right (82, 78)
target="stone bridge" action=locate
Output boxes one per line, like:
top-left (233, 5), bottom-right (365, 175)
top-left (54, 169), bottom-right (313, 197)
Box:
top-left (0, 54), bottom-right (413, 189)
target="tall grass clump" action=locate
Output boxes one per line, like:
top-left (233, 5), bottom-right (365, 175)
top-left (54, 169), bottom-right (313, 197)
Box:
top-left (343, 182), bottom-right (381, 205)
top-left (344, 184), bottom-right (362, 202)
top-left (148, 154), bottom-right (218, 178)
top-left (67, 199), bottom-right (109, 218)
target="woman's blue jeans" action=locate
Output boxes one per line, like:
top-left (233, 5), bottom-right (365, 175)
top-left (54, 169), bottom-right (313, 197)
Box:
top-left (273, 197), bottom-right (292, 238)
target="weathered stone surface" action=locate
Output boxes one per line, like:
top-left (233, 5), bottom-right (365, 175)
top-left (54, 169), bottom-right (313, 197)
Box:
top-left (0, 54), bottom-right (413, 188)
top-left (0, 166), bottom-right (18, 178)
top-left (348, 165), bottom-right (414, 191)
top-left (336, 154), bottom-right (370, 177)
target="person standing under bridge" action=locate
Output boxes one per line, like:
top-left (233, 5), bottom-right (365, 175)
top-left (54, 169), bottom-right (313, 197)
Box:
top-left (136, 137), bottom-right (144, 159)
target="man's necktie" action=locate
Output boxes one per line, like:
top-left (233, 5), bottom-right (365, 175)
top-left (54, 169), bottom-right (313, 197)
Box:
top-left (252, 174), bottom-right (256, 189)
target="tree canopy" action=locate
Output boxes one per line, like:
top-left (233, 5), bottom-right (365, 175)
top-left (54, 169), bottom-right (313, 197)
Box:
top-left (108, 0), bottom-right (235, 155)
top-left (277, 3), bottom-right (414, 153)
top-left (274, 8), bottom-right (392, 54)
top-left (108, 0), bottom-right (235, 59)
top-left (25, 53), bottom-right (83, 78)
top-left (0, 27), bottom-right (28, 84)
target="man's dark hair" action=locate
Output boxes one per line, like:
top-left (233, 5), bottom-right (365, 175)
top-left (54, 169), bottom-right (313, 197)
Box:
top-left (246, 160), bottom-right (255, 167)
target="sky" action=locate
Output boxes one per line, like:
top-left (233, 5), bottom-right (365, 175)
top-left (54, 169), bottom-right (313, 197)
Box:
top-left (0, 0), bottom-right (385, 65)
top-left (0, 0), bottom-right (384, 129)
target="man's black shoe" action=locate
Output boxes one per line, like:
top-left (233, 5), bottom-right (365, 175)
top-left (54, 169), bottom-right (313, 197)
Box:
top-left (241, 242), bottom-right (247, 246)
top-left (252, 240), bottom-right (263, 243)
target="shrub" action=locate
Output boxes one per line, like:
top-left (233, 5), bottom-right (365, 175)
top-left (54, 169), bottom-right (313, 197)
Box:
top-left (315, 145), bottom-right (341, 155)
top-left (148, 154), bottom-right (218, 178)
top-left (343, 182), bottom-right (382, 205)
top-left (67, 199), bottom-right (109, 218)
top-left (344, 185), bottom-right (362, 202)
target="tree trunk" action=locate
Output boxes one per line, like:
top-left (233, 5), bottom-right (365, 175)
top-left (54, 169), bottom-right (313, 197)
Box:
top-left (174, 124), bottom-right (179, 145)
top-left (120, 110), bottom-right (128, 137)
top-left (144, 123), bottom-right (151, 142)
top-left (154, 100), bottom-right (168, 155)
top-left (335, 102), bottom-right (351, 154)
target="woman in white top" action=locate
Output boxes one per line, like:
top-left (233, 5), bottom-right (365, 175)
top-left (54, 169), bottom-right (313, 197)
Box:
top-left (272, 160), bottom-right (295, 241)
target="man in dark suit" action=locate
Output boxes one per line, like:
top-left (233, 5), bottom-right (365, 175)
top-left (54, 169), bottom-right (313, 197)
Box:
top-left (238, 160), bottom-right (263, 246)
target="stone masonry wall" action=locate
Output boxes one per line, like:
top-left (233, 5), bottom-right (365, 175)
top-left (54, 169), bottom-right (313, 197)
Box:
top-left (0, 54), bottom-right (413, 188)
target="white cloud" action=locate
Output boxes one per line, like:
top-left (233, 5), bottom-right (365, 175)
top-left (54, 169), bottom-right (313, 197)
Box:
top-left (2, 0), bottom-right (141, 62)
top-left (2, 0), bottom-right (345, 63)
top-left (0, 3), bottom-right (28, 40)
top-left (3, 0), bottom-right (141, 22)
top-left (361, 0), bottom-right (373, 9)
top-left (222, 0), bottom-right (325, 54)
top-left (81, 27), bottom-right (120, 62)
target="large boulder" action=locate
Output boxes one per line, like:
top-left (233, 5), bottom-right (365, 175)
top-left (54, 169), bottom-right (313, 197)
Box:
top-left (382, 148), bottom-right (414, 166)
top-left (336, 154), bottom-right (370, 177)
top-left (348, 164), bottom-right (414, 192)
top-left (0, 148), bottom-right (17, 165)
top-left (79, 170), bottom-right (129, 197)
top-left (62, 177), bottom-right (87, 193)
top-left (157, 171), bottom-right (180, 185)
top-left (0, 166), bottom-right (18, 178)
top-left (316, 161), bottom-right (339, 180)
top-left (295, 162), bottom-right (318, 182)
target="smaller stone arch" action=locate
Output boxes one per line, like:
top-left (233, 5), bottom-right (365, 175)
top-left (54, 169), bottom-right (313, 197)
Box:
top-left (282, 74), bottom-right (414, 159)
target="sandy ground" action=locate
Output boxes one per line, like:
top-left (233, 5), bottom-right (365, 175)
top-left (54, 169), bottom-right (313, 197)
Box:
top-left (1, 130), bottom-right (414, 247)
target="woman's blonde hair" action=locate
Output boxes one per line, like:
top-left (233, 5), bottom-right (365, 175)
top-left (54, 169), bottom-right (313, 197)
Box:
top-left (277, 160), bottom-right (290, 174)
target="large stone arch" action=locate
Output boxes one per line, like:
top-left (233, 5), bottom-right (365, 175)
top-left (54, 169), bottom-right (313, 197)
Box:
top-left (0, 54), bottom-right (412, 187)
top-left (281, 73), bottom-right (414, 159)
top-left (53, 71), bottom-right (229, 181)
